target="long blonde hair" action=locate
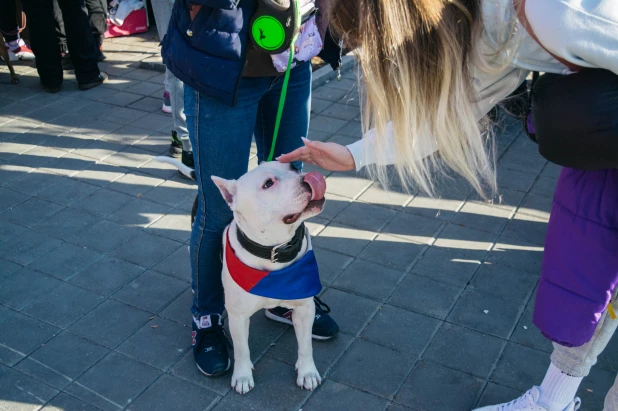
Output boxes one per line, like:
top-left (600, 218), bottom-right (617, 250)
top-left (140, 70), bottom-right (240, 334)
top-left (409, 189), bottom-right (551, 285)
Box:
top-left (330, 0), bottom-right (496, 196)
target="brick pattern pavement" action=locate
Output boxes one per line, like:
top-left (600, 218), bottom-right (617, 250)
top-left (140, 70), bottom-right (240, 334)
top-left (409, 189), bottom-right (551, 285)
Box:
top-left (1, 31), bottom-right (617, 411)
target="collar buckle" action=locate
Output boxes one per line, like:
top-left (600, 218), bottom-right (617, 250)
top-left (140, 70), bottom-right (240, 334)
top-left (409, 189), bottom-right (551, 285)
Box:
top-left (270, 242), bottom-right (287, 263)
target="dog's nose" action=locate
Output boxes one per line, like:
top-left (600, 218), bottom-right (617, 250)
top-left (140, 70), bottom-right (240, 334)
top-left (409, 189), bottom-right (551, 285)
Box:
top-left (303, 172), bottom-right (326, 201)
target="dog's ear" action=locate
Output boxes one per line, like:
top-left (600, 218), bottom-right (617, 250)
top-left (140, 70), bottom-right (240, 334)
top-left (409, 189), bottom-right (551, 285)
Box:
top-left (211, 176), bottom-right (237, 206)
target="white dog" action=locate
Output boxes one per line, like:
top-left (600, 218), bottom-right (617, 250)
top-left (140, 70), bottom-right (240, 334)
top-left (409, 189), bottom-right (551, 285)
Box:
top-left (211, 161), bottom-right (327, 395)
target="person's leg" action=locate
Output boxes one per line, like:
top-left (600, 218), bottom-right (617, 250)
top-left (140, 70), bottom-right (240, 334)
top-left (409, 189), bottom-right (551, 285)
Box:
top-left (84, 0), bottom-right (107, 47)
top-left (151, 0), bottom-right (190, 155)
top-left (0, 0), bottom-right (19, 43)
top-left (254, 61), bottom-right (311, 165)
top-left (168, 69), bottom-right (191, 153)
top-left (56, 0), bottom-right (101, 85)
top-left (52, 0), bottom-right (68, 54)
top-left (186, 76), bottom-right (271, 375)
top-left (21, 0), bottom-right (63, 89)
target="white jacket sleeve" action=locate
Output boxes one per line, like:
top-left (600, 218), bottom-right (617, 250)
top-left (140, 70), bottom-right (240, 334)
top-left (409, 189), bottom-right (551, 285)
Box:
top-left (345, 67), bottom-right (530, 171)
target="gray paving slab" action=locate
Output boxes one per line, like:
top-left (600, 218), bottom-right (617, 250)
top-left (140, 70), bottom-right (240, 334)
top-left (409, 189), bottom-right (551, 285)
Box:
top-left (22, 280), bottom-right (104, 326)
top-left (230, 357), bottom-right (312, 411)
top-left (360, 304), bottom-right (440, 357)
top-left (41, 393), bottom-right (101, 411)
top-left (303, 379), bottom-right (388, 411)
top-left (4, 170), bottom-right (64, 196)
top-left (490, 342), bottom-right (551, 392)
top-left (0, 219), bottom-right (26, 244)
top-left (395, 361), bottom-right (484, 410)
top-left (33, 208), bottom-right (101, 240)
top-left (359, 234), bottom-right (425, 272)
top-left (69, 219), bottom-right (140, 253)
top-left (448, 289), bottom-right (524, 339)
top-left (476, 382), bottom-right (523, 409)
top-left (68, 256), bottom-right (144, 297)
top-left (15, 332), bottom-right (109, 389)
top-left (109, 231), bottom-right (182, 268)
top-left (0, 197), bottom-right (65, 228)
top-left (151, 244), bottom-right (191, 283)
top-left (0, 258), bottom-right (21, 280)
top-left (170, 351), bottom-right (232, 397)
top-left (27, 242), bottom-right (102, 281)
top-left (0, 369), bottom-right (59, 411)
top-left (128, 374), bottom-right (219, 411)
top-left (424, 322), bottom-right (506, 379)
top-left (112, 270), bottom-right (188, 314)
top-left (0, 312), bottom-right (59, 366)
top-left (107, 198), bottom-right (171, 228)
top-left (333, 259), bottom-right (403, 301)
top-left (318, 288), bottom-right (379, 336)
top-left (117, 318), bottom-right (190, 371)
top-left (0, 267), bottom-right (63, 310)
top-left (330, 339), bottom-right (416, 398)
top-left (389, 273), bottom-right (463, 320)
top-left (67, 352), bottom-right (160, 411)
top-left (68, 300), bottom-right (152, 349)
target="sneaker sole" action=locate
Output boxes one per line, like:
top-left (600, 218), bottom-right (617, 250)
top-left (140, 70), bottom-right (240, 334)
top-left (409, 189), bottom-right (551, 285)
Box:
top-left (264, 310), bottom-right (335, 341)
top-left (162, 106), bottom-right (172, 114)
top-left (196, 358), bottom-right (231, 377)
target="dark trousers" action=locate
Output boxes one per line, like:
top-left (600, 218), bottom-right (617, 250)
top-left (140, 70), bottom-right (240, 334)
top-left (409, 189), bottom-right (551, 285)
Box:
top-left (22, 0), bottom-right (100, 87)
top-left (0, 0), bottom-right (19, 42)
top-left (532, 69), bottom-right (618, 170)
top-left (54, 0), bottom-right (107, 52)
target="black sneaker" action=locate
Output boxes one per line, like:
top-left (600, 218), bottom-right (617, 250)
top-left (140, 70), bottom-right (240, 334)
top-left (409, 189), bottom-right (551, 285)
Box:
top-left (178, 150), bottom-right (195, 180)
top-left (192, 314), bottom-right (231, 377)
top-left (78, 72), bottom-right (108, 90)
top-left (168, 131), bottom-right (182, 158)
top-left (265, 296), bottom-right (339, 340)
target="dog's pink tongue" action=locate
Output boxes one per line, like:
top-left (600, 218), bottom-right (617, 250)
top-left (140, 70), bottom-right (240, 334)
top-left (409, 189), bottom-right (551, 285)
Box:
top-left (304, 172), bottom-right (326, 201)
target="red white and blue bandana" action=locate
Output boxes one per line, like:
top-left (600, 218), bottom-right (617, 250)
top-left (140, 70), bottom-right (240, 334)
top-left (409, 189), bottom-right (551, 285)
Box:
top-left (225, 228), bottom-right (322, 300)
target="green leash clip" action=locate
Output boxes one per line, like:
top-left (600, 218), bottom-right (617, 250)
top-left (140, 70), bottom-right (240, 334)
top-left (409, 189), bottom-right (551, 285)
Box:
top-left (266, 0), bottom-right (302, 163)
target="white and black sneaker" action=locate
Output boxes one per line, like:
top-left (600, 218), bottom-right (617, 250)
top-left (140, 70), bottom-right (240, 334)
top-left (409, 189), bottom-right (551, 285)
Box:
top-left (192, 314), bottom-right (231, 377)
top-left (474, 387), bottom-right (581, 411)
top-left (265, 296), bottom-right (339, 340)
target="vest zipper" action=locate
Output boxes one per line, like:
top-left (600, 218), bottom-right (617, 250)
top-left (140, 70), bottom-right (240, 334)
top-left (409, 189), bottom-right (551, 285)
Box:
top-left (232, 59), bottom-right (248, 107)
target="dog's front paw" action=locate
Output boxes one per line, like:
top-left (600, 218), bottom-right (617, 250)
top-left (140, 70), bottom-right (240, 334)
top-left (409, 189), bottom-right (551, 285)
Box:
top-left (296, 362), bottom-right (321, 391)
top-left (231, 372), bottom-right (254, 394)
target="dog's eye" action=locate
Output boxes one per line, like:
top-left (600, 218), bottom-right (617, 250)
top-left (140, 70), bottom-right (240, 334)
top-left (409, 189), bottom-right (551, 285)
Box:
top-left (262, 179), bottom-right (274, 189)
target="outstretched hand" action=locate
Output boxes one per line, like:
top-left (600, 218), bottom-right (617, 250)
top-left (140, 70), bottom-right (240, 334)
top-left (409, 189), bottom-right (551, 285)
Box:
top-left (277, 137), bottom-right (356, 172)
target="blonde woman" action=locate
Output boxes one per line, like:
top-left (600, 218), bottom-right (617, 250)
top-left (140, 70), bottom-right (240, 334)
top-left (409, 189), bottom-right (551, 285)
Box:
top-left (279, 1), bottom-right (618, 410)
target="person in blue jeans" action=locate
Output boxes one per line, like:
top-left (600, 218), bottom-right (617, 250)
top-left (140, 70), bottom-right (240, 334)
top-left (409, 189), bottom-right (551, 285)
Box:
top-left (162, 0), bottom-right (343, 377)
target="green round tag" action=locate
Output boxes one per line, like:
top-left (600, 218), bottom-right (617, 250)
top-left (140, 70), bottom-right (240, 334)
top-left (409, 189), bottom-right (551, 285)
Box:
top-left (252, 16), bottom-right (285, 51)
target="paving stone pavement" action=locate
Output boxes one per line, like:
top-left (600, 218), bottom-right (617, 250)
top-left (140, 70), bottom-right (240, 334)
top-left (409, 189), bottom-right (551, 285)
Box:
top-left (1, 30), bottom-right (617, 411)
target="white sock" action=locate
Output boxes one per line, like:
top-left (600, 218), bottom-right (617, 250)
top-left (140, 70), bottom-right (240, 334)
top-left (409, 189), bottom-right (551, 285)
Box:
top-left (538, 363), bottom-right (583, 410)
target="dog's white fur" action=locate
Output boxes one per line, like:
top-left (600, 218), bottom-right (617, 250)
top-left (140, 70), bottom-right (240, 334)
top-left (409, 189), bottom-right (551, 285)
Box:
top-left (212, 161), bottom-right (325, 395)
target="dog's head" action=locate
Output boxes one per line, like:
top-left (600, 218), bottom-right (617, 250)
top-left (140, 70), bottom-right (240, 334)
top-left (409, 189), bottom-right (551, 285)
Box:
top-left (212, 162), bottom-right (326, 242)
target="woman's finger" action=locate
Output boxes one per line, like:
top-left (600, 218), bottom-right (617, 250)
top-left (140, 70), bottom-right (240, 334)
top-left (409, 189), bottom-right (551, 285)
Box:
top-left (277, 146), bottom-right (310, 163)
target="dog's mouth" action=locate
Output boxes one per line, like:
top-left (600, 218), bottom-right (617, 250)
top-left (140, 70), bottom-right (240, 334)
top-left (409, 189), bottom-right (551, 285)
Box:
top-left (283, 172), bottom-right (326, 225)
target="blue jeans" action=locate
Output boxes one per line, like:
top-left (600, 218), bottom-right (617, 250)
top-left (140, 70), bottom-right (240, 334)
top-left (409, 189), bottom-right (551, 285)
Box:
top-left (185, 61), bottom-right (311, 319)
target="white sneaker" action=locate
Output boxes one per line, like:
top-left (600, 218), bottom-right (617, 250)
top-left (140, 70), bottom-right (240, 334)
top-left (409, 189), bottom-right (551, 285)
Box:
top-left (5, 39), bottom-right (35, 61)
top-left (474, 387), bottom-right (581, 411)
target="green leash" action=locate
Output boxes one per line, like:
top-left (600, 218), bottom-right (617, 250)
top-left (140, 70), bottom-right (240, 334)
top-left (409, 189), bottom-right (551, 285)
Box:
top-left (266, 0), bottom-right (301, 162)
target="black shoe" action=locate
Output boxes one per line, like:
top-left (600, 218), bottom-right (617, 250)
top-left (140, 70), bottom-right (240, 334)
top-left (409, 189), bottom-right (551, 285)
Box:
top-left (265, 296), bottom-right (339, 340)
top-left (192, 314), bottom-right (231, 377)
top-left (78, 72), bottom-right (108, 91)
top-left (41, 82), bottom-right (62, 94)
top-left (168, 131), bottom-right (182, 158)
top-left (178, 150), bottom-right (195, 180)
